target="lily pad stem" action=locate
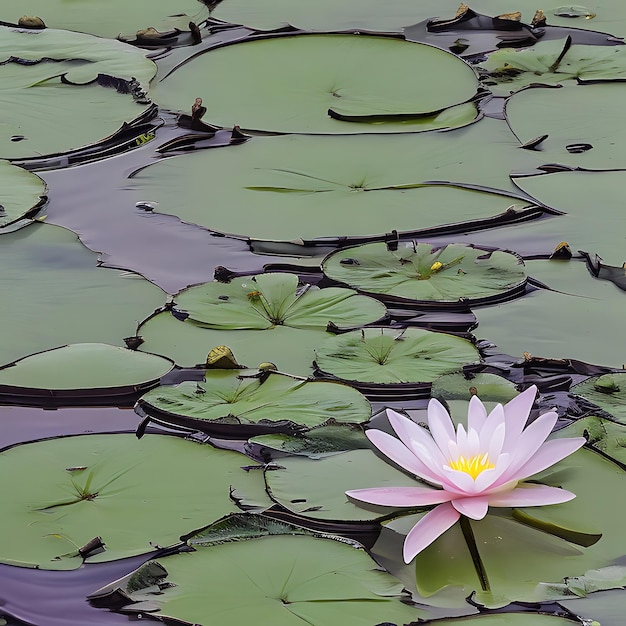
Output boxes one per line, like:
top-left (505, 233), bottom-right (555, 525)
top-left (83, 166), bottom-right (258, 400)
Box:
top-left (459, 515), bottom-right (490, 592)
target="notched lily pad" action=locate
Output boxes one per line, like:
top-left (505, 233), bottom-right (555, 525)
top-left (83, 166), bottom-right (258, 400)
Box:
top-left (0, 160), bottom-right (47, 231)
top-left (89, 534), bottom-right (424, 625)
top-left (136, 369), bottom-right (371, 436)
top-left (322, 242), bottom-right (526, 307)
top-left (314, 327), bottom-right (481, 388)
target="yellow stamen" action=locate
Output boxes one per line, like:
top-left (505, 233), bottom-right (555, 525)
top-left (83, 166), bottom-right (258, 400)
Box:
top-left (448, 454), bottom-right (495, 479)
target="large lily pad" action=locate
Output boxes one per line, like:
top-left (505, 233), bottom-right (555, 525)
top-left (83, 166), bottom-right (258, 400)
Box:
top-left (0, 160), bottom-right (46, 231)
top-left (0, 223), bottom-right (166, 367)
top-left (315, 327), bottom-right (481, 384)
top-left (0, 433), bottom-right (262, 569)
top-left (322, 242), bottom-right (527, 306)
top-left (137, 369), bottom-right (371, 434)
top-left (150, 34), bottom-right (480, 134)
top-left (90, 535), bottom-right (424, 625)
top-left (129, 133), bottom-right (541, 243)
top-left (0, 26), bottom-right (155, 158)
top-left (0, 1), bottom-right (207, 39)
top-left (173, 273), bottom-right (387, 330)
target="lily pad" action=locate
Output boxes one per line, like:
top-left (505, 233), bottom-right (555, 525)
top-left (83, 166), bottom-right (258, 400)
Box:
top-left (0, 1), bottom-right (207, 39)
top-left (0, 433), bottom-right (262, 569)
top-left (419, 614), bottom-right (579, 625)
top-left (322, 242), bottom-right (527, 306)
top-left (0, 343), bottom-right (174, 405)
top-left (173, 273), bottom-right (387, 330)
top-left (314, 327), bottom-right (481, 385)
top-left (0, 160), bottom-right (46, 231)
top-left (0, 26), bottom-right (155, 158)
top-left (128, 133), bottom-right (542, 243)
top-left (90, 535), bottom-right (424, 625)
top-left (150, 34), bottom-right (480, 134)
top-left (571, 374), bottom-right (626, 424)
top-left (555, 416), bottom-right (626, 466)
top-left (137, 369), bottom-right (371, 434)
top-left (431, 372), bottom-right (519, 403)
top-left (0, 223), bottom-right (166, 367)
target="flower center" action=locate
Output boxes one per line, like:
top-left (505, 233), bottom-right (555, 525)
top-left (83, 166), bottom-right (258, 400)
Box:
top-left (448, 453), bottom-right (495, 479)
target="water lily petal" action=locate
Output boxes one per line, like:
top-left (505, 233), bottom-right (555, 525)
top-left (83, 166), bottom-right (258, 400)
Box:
top-left (452, 496), bottom-right (489, 520)
top-left (345, 486), bottom-right (454, 507)
top-left (427, 398), bottom-right (457, 456)
top-left (502, 385), bottom-right (537, 448)
top-left (403, 502), bottom-right (460, 563)
top-left (488, 483), bottom-right (576, 507)
top-left (486, 421), bottom-right (506, 461)
top-left (514, 437), bottom-right (586, 480)
top-left (466, 426), bottom-right (480, 458)
top-left (474, 451), bottom-right (511, 492)
top-left (468, 394), bottom-right (487, 432)
top-left (366, 429), bottom-right (444, 486)
top-left (480, 403), bottom-right (506, 451)
top-left (386, 410), bottom-right (448, 471)
top-left (441, 466), bottom-right (479, 495)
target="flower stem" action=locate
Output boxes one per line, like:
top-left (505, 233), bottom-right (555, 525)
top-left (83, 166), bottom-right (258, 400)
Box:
top-left (459, 515), bottom-right (490, 593)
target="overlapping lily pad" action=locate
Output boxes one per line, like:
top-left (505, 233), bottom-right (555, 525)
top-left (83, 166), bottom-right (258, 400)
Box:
top-left (151, 34), bottom-right (480, 134)
top-left (0, 25), bottom-right (156, 158)
top-left (129, 133), bottom-right (542, 243)
top-left (137, 369), bottom-right (371, 435)
top-left (322, 242), bottom-right (527, 306)
top-left (89, 535), bottom-right (424, 625)
top-left (0, 223), bottom-right (166, 367)
top-left (0, 433), bottom-right (263, 569)
top-left (173, 273), bottom-right (387, 329)
top-left (0, 1), bottom-right (207, 39)
top-left (0, 343), bottom-right (174, 405)
top-left (0, 160), bottom-right (46, 231)
top-left (315, 327), bottom-right (481, 385)
top-left (570, 375), bottom-right (626, 424)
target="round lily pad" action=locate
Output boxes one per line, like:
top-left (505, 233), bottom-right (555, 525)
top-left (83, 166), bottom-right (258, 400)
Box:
top-left (90, 535), bottom-right (424, 625)
top-left (0, 433), bottom-right (262, 569)
top-left (0, 26), bottom-right (155, 158)
top-left (128, 133), bottom-right (541, 243)
top-left (314, 327), bottom-right (481, 385)
top-left (137, 369), bottom-right (371, 436)
top-left (0, 160), bottom-right (46, 232)
top-left (0, 343), bottom-right (174, 404)
top-left (150, 34), bottom-right (480, 134)
top-left (571, 374), bottom-right (626, 424)
top-left (174, 273), bottom-right (387, 330)
top-left (322, 242), bottom-right (527, 306)
top-left (431, 372), bottom-right (519, 403)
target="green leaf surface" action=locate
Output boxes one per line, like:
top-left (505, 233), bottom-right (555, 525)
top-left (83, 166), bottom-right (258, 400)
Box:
top-left (138, 370), bottom-right (371, 429)
top-left (555, 416), bottom-right (626, 464)
top-left (0, 160), bottom-right (46, 230)
top-left (1, 1), bottom-right (207, 39)
top-left (0, 223), bottom-right (165, 367)
top-left (315, 327), bottom-right (481, 384)
top-left (92, 535), bottom-right (424, 625)
top-left (0, 26), bottom-right (155, 158)
top-left (421, 614), bottom-right (579, 625)
top-left (129, 132), bottom-right (540, 242)
top-left (322, 242), bottom-right (526, 304)
top-left (475, 258), bottom-right (626, 368)
top-left (431, 372), bottom-right (519, 403)
top-left (571, 374), bottom-right (626, 423)
top-left (174, 273), bottom-right (387, 330)
top-left (151, 34), bottom-right (480, 134)
top-left (0, 433), bottom-right (261, 569)
top-left (535, 564), bottom-right (626, 600)
top-left (0, 343), bottom-right (173, 390)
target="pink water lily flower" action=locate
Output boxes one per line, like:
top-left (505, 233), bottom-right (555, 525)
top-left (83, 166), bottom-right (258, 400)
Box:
top-left (346, 385), bottom-right (585, 563)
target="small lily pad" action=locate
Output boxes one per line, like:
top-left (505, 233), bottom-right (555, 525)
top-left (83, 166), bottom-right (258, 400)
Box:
top-left (571, 374), bottom-right (626, 423)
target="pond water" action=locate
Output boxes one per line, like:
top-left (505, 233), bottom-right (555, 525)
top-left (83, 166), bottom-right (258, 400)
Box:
top-left (1, 2), bottom-right (626, 625)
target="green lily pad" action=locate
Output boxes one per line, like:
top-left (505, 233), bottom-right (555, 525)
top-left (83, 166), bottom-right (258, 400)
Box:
top-left (420, 614), bottom-right (579, 625)
top-left (315, 327), bottom-right (481, 384)
top-left (475, 258), bottom-right (626, 368)
top-left (535, 564), bottom-right (626, 600)
top-left (0, 223), bottom-right (165, 367)
top-left (555, 416), bottom-right (626, 465)
top-left (137, 369), bottom-right (371, 434)
top-left (322, 242), bottom-right (527, 306)
top-left (174, 273), bottom-right (387, 330)
top-left (1, 1), bottom-right (207, 39)
top-left (90, 535), bottom-right (424, 625)
top-left (431, 372), bottom-right (519, 403)
top-left (128, 133), bottom-right (542, 243)
top-left (150, 34), bottom-right (480, 134)
top-left (0, 25), bottom-right (155, 158)
top-left (571, 374), bottom-right (626, 423)
top-left (0, 433), bottom-right (262, 569)
top-left (481, 38), bottom-right (626, 94)
top-left (0, 160), bottom-right (46, 231)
